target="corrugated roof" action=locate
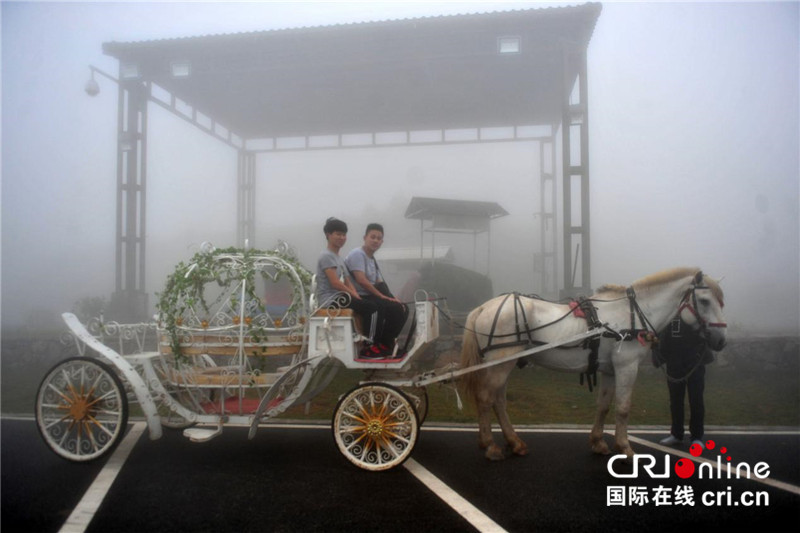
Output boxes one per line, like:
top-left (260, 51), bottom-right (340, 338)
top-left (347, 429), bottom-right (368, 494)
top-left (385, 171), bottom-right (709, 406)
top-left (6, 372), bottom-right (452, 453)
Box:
top-left (405, 197), bottom-right (509, 220)
top-left (104, 4), bottom-right (598, 48)
top-left (103, 3), bottom-right (602, 140)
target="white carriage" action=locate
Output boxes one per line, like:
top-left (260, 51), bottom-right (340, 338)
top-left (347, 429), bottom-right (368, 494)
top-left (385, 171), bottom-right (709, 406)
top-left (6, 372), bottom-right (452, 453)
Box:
top-left (35, 244), bottom-right (443, 471)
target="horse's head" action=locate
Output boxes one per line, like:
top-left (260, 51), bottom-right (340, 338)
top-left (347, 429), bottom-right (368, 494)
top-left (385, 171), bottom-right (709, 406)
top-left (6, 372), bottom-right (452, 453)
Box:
top-left (678, 271), bottom-right (727, 351)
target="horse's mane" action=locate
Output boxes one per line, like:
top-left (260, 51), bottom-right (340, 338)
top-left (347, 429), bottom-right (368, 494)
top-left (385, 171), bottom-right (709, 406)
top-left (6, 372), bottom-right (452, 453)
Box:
top-left (594, 267), bottom-right (725, 306)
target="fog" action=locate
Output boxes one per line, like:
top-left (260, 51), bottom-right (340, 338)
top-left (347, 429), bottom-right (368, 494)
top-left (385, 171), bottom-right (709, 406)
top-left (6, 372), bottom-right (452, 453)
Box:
top-left (2, 1), bottom-right (798, 335)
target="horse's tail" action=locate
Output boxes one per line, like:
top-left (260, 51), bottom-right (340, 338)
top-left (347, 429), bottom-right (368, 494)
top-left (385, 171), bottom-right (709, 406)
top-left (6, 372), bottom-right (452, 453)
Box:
top-left (459, 305), bottom-right (484, 402)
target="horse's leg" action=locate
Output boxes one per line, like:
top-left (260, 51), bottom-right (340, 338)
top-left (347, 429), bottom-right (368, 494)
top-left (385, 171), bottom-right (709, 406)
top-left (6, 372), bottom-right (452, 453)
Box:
top-left (611, 363), bottom-right (639, 459)
top-left (493, 377), bottom-right (528, 457)
top-left (589, 371), bottom-right (614, 455)
top-left (475, 390), bottom-right (504, 461)
top-left (475, 360), bottom-right (522, 461)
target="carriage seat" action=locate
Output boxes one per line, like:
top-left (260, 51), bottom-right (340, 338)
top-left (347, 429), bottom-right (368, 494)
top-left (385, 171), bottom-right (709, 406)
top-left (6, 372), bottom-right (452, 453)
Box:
top-left (311, 307), bottom-right (364, 336)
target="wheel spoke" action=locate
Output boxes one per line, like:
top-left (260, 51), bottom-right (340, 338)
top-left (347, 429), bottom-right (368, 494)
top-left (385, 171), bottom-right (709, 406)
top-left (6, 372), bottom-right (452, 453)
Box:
top-left (344, 432), bottom-right (368, 452)
top-left (43, 416), bottom-right (71, 431)
top-left (91, 407), bottom-right (122, 419)
top-left (340, 409), bottom-right (369, 425)
top-left (47, 382), bottom-right (73, 404)
top-left (83, 422), bottom-right (101, 453)
top-left (86, 415), bottom-right (117, 437)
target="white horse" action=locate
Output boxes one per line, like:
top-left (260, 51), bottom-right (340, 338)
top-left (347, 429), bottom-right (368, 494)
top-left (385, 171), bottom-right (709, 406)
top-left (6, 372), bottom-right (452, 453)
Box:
top-left (460, 267), bottom-right (726, 461)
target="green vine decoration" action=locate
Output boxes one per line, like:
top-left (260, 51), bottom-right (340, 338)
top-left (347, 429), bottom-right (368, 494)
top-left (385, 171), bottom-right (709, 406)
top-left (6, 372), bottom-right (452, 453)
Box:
top-left (155, 245), bottom-right (313, 363)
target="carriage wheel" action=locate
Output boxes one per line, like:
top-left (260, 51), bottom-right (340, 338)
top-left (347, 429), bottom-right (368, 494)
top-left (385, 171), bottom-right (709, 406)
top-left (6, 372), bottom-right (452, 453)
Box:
top-left (35, 357), bottom-right (129, 462)
top-left (400, 386), bottom-right (428, 426)
top-left (332, 383), bottom-right (419, 471)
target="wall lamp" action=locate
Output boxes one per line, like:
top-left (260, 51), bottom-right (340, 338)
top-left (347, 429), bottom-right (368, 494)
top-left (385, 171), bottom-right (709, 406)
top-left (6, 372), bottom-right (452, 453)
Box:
top-left (84, 66), bottom-right (119, 97)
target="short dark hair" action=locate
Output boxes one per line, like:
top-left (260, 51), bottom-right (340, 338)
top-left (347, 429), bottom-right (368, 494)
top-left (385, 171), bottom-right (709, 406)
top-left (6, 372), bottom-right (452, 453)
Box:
top-left (365, 223), bottom-right (384, 236)
top-left (324, 217), bottom-right (348, 235)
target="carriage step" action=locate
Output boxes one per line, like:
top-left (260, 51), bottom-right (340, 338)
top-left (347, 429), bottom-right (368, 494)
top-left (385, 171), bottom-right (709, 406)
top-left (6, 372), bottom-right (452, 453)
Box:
top-left (183, 425), bottom-right (223, 443)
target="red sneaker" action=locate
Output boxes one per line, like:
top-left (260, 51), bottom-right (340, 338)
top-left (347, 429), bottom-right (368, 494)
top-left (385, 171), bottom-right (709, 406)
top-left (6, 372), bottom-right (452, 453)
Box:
top-left (358, 345), bottom-right (384, 359)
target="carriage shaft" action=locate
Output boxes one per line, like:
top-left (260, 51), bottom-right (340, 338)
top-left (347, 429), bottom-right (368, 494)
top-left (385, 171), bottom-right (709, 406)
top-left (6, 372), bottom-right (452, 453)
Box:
top-left (407, 328), bottom-right (604, 388)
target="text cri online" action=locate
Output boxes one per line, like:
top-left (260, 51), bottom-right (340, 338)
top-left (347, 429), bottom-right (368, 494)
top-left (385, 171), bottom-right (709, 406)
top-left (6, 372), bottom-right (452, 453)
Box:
top-left (606, 486), bottom-right (770, 507)
top-left (606, 454), bottom-right (770, 507)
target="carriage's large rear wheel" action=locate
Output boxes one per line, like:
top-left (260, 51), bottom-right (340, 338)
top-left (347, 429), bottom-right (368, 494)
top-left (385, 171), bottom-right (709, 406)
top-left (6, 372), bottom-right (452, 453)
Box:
top-left (36, 357), bottom-right (129, 462)
top-left (332, 383), bottom-right (419, 471)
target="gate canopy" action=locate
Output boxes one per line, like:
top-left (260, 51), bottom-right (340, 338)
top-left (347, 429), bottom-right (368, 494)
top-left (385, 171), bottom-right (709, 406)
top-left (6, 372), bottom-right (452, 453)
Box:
top-left (102, 3), bottom-right (601, 140)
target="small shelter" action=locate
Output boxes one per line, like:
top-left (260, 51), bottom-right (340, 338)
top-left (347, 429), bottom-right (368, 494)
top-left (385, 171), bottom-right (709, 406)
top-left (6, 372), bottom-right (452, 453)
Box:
top-left (404, 197), bottom-right (508, 273)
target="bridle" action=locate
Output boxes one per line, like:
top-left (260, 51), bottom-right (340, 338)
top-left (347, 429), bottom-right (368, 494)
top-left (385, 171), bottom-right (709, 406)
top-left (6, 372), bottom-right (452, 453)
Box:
top-left (677, 271), bottom-right (727, 337)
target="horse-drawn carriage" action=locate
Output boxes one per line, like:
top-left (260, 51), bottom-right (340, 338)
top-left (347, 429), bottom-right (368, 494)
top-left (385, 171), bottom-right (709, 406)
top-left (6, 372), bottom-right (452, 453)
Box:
top-left (35, 243), bottom-right (727, 471)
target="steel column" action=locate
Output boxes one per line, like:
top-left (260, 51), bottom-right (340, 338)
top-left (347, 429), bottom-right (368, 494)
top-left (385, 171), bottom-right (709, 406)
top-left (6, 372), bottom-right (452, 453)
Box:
top-left (560, 44), bottom-right (591, 298)
top-left (535, 129), bottom-right (558, 297)
top-left (111, 79), bottom-right (148, 322)
top-left (237, 150), bottom-right (256, 247)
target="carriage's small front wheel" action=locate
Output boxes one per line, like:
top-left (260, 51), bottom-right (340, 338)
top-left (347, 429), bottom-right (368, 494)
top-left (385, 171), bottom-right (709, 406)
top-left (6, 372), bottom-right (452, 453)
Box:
top-left (36, 357), bottom-right (129, 462)
top-left (332, 383), bottom-right (419, 471)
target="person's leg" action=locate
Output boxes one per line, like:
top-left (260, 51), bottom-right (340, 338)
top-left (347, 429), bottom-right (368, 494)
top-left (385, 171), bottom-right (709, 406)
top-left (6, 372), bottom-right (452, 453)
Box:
top-left (661, 363), bottom-right (687, 444)
top-left (347, 297), bottom-right (380, 345)
top-left (688, 364), bottom-right (706, 442)
top-left (372, 298), bottom-right (407, 348)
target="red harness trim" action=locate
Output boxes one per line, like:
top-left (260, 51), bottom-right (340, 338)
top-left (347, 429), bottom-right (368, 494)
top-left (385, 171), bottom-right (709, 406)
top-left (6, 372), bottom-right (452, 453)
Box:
top-left (569, 300), bottom-right (586, 319)
top-left (679, 301), bottom-right (727, 329)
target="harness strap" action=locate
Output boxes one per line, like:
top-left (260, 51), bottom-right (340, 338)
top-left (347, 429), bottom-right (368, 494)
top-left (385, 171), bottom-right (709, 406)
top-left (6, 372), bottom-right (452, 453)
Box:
top-left (483, 293), bottom-right (513, 357)
top-left (575, 296), bottom-right (601, 391)
top-left (481, 292), bottom-right (539, 358)
top-left (612, 287), bottom-right (657, 345)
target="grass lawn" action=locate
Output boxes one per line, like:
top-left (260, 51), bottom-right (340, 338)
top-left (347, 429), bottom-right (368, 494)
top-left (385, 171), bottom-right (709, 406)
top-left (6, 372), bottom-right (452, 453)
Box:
top-left (273, 362), bottom-right (800, 428)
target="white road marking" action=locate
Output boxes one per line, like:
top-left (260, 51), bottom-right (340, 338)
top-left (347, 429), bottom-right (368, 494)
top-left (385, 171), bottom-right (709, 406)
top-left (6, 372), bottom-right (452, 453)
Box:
top-left (627, 433), bottom-right (800, 496)
top-left (404, 458), bottom-right (508, 533)
top-left (59, 422), bottom-right (147, 533)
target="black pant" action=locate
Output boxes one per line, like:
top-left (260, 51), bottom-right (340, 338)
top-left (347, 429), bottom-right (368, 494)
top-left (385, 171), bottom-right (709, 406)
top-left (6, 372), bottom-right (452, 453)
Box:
top-left (364, 296), bottom-right (408, 347)
top-left (667, 363), bottom-right (705, 440)
top-left (344, 296), bottom-right (380, 344)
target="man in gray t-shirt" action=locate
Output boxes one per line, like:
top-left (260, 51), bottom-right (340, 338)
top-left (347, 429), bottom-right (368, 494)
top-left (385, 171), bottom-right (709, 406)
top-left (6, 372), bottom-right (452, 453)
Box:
top-left (344, 223), bottom-right (408, 353)
top-left (316, 249), bottom-right (354, 307)
top-left (315, 217), bottom-right (384, 357)
top-left (344, 247), bottom-right (381, 297)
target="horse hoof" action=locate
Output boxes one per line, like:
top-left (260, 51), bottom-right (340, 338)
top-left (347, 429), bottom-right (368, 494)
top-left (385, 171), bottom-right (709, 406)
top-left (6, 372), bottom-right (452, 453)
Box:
top-left (591, 440), bottom-right (611, 455)
top-left (613, 444), bottom-right (635, 460)
top-left (485, 445), bottom-right (505, 461)
top-left (508, 443), bottom-right (529, 457)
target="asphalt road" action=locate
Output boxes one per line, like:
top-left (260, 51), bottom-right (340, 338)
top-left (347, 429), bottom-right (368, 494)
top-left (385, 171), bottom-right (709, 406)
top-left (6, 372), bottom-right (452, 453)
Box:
top-left (2, 418), bottom-right (799, 532)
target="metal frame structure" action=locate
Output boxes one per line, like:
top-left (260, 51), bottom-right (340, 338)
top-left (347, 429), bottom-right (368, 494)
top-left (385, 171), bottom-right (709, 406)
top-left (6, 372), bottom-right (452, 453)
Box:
top-left (97, 3), bottom-right (602, 320)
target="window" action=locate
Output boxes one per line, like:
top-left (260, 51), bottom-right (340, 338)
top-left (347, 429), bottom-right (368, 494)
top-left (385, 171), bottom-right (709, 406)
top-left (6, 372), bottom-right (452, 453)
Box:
top-left (497, 36), bottom-right (521, 54)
